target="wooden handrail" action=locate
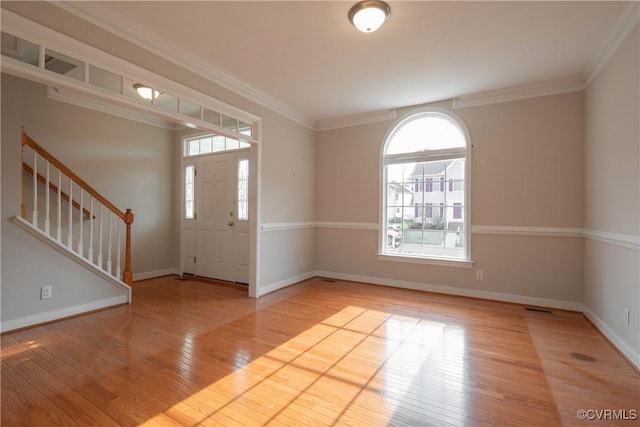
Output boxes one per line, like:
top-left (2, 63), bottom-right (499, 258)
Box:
top-left (22, 162), bottom-right (94, 219)
top-left (22, 131), bottom-right (126, 221)
top-left (21, 130), bottom-right (134, 285)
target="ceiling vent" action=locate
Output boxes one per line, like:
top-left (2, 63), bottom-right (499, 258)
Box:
top-left (45, 55), bottom-right (77, 75)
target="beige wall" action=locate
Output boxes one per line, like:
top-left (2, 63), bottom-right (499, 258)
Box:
top-left (585, 25), bottom-right (639, 236)
top-left (3, 4), bottom-right (638, 367)
top-left (162, 57), bottom-right (318, 291)
top-left (316, 92), bottom-right (585, 305)
top-left (316, 120), bottom-right (389, 223)
top-left (17, 78), bottom-right (178, 274)
top-left (1, 74), bottom-right (130, 328)
top-left (258, 113), bottom-right (317, 292)
top-left (584, 24), bottom-right (639, 364)
top-left (456, 93), bottom-right (584, 228)
top-left (1, 2), bottom-right (319, 294)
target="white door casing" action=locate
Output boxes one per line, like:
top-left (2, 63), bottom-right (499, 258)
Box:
top-left (184, 151), bottom-right (250, 283)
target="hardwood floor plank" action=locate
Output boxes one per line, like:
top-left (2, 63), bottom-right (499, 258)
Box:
top-left (3, 336), bottom-right (123, 427)
top-left (2, 276), bottom-right (638, 426)
top-left (1, 365), bottom-right (78, 426)
top-left (1, 372), bottom-right (35, 426)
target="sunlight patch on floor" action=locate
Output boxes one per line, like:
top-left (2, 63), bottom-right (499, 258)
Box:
top-left (141, 305), bottom-right (463, 425)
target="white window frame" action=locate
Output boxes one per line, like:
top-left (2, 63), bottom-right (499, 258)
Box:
top-left (184, 164), bottom-right (196, 220)
top-left (378, 107), bottom-right (473, 268)
top-left (179, 132), bottom-right (252, 223)
top-left (183, 133), bottom-right (251, 157)
top-left (237, 157), bottom-right (250, 221)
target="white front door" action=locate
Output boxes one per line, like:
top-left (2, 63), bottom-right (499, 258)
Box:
top-left (189, 151), bottom-right (250, 283)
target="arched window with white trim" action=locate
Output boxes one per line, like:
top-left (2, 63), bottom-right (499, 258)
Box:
top-left (381, 108), bottom-right (471, 264)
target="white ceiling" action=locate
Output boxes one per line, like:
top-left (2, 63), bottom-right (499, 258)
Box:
top-left (60, 1), bottom-right (631, 128)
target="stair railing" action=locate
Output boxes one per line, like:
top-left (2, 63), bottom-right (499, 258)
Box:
top-left (20, 130), bottom-right (134, 285)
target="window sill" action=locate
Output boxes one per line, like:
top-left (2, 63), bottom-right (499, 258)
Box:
top-left (377, 253), bottom-right (474, 268)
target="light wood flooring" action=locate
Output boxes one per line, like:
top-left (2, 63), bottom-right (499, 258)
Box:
top-left (2, 276), bottom-right (639, 426)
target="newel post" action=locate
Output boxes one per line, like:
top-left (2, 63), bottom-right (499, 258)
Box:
top-left (123, 208), bottom-right (134, 285)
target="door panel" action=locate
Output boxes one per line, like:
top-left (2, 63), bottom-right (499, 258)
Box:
top-left (195, 156), bottom-right (216, 278)
top-left (183, 227), bottom-right (196, 273)
top-left (194, 152), bottom-right (240, 282)
top-left (211, 156), bottom-right (234, 280)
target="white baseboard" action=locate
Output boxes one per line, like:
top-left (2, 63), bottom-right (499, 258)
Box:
top-left (582, 306), bottom-right (640, 370)
top-left (133, 268), bottom-right (180, 281)
top-left (258, 271), bottom-right (317, 297)
top-left (314, 270), bottom-right (584, 311)
top-left (313, 270), bottom-right (638, 370)
top-left (0, 295), bottom-right (128, 333)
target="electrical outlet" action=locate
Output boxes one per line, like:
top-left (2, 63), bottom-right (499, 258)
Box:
top-left (624, 308), bottom-right (630, 325)
top-left (300, 257), bottom-right (304, 267)
top-left (41, 286), bottom-right (52, 299)
top-left (476, 270), bottom-right (484, 280)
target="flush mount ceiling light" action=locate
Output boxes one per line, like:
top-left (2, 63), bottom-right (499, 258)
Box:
top-left (133, 83), bottom-right (161, 100)
top-left (348, 0), bottom-right (390, 33)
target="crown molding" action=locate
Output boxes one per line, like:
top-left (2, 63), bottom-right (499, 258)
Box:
top-left (583, 1), bottom-right (639, 86)
top-left (45, 1), bottom-right (639, 128)
top-left (452, 76), bottom-right (585, 110)
top-left (2, 10), bottom-right (261, 142)
top-left (52, 1), bottom-right (315, 130)
top-left (316, 109), bottom-right (397, 131)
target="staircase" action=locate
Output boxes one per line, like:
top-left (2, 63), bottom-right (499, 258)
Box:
top-left (18, 129), bottom-right (134, 290)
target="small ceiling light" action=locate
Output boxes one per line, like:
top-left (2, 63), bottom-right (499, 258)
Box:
top-left (133, 83), bottom-right (161, 100)
top-left (348, 0), bottom-right (390, 33)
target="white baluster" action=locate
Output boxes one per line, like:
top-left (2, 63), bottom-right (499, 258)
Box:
top-left (107, 213), bottom-right (112, 275)
top-left (116, 220), bottom-right (122, 279)
top-left (88, 197), bottom-right (94, 263)
top-left (97, 204), bottom-right (103, 268)
top-left (57, 169), bottom-right (62, 242)
top-left (32, 151), bottom-right (38, 227)
top-left (67, 179), bottom-right (73, 248)
top-left (77, 189), bottom-right (84, 257)
top-left (45, 161), bottom-right (50, 234)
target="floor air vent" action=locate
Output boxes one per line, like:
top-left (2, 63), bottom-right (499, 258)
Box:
top-left (525, 307), bottom-right (553, 314)
top-left (321, 278), bottom-right (336, 283)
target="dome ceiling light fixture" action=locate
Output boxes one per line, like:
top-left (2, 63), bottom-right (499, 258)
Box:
top-left (348, 0), bottom-right (391, 33)
top-left (133, 83), bottom-right (161, 100)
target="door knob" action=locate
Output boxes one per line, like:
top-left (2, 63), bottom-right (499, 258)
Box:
top-left (228, 221), bottom-right (235, 227)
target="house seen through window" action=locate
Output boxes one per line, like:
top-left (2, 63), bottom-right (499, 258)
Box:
top-left (382, 109), bottom-right (469, 261)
